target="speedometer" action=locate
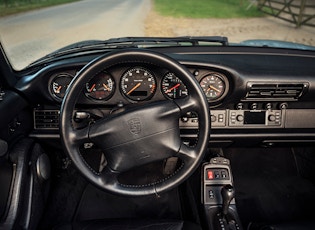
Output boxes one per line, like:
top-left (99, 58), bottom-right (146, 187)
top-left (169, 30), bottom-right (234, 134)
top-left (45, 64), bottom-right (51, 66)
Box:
top-left (121, 67), bottom-right (156, 101)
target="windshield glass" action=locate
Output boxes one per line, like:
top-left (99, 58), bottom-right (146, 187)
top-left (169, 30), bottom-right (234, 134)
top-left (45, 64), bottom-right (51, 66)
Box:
top-left (0, 0), bottom-right (314, 70)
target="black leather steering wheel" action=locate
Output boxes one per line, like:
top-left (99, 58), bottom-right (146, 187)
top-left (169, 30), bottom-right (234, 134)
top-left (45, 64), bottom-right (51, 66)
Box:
top-left (60, 49), bottom-right (210, 196)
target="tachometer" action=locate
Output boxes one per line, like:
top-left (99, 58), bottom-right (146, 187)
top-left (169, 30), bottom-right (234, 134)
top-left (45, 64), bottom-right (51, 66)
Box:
top-left (162, 73), bottom-right (188, 99)
top-left (121, 67), bottom-right (156, 101)
top-left (85, 72), bottom-right (115, 100)
top-left (200, 73), bottom-right (226, 101)
top-left (50, 73), bottom-right (73, 100)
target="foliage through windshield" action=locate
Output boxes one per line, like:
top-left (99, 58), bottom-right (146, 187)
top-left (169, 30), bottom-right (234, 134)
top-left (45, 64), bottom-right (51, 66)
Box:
top-left (0, 0), bottom-right (314, 70)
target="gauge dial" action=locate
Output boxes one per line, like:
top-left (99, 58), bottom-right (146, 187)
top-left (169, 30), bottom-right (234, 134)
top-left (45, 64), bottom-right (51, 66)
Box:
top-left (162, 73), bottom-right (188, 99)
top-left (200, 73), bottom-right (226, 101)
top-left (121, 67), bottom-right (156, 101)
top-left (50, 73), bottom-right (73, 99)
top-left (85, 72), bottom-right (115, 100)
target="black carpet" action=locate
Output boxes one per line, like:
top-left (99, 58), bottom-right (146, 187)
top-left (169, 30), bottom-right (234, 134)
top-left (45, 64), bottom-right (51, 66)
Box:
top-left (39, 151), bottom-right (186, 228)
top-left (224, 148), bottom-right (315, 228)
top-left (74, 184), bottom-right (182, 222)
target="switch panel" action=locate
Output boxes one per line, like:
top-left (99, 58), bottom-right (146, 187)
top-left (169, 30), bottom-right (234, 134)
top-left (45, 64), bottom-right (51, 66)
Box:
top-left (206, 168), bottom-right (230, 180)
top-left (202, 157), bottom-right (234, 205)
top-left (210, 110), bottom-right (226, 127)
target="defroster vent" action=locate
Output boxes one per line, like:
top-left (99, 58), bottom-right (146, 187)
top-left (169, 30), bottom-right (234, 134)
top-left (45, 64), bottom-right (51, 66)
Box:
top-left (245, 83), bottom-right (308, 101)
top-left (34, 110), bottom-right (59, 129)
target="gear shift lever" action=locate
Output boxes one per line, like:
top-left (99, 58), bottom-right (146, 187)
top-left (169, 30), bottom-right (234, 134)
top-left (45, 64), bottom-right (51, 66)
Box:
top-left (221, 184), bottom-right (235, 216)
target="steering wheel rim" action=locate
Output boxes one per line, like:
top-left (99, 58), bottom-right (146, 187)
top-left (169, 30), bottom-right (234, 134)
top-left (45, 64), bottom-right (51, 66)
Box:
top-left (60, 49), bottom-right (210, 196)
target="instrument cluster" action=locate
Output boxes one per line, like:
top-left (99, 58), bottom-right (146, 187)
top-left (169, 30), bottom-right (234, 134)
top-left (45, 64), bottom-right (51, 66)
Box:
top-left (48, 65), bottom-right (230, 104)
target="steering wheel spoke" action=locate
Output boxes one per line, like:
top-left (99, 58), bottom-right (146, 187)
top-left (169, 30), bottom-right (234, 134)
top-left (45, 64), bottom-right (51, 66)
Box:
top-left (69, 125), bottom-right (90, 146)
top-left (174, 96), bottom-right (201, 115)
top-left (177, 143), bottom-right (198, 164)
top-left (99, 165), bottom-right (119, 186)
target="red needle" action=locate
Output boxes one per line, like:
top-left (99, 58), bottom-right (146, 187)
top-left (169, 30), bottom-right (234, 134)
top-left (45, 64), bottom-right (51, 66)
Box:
top-left (89, 84), bottom-right (96, 92)
top-left (165, 83), bottom-right (180, 93)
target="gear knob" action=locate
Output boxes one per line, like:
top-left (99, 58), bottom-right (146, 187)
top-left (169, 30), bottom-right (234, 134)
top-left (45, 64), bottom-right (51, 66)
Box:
top-left (221, 184), bottom-right (235, 216)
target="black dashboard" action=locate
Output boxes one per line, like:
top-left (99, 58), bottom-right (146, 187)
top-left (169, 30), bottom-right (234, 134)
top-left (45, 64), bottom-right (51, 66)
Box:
top-left (17, 46), bottom-right (315, 147)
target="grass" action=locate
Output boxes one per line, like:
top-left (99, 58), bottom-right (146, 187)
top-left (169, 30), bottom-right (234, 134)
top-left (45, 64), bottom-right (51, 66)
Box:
top-left (0, 0), bottom-right (80, 17)
top-left (154, 0), bottom-right (264, 18)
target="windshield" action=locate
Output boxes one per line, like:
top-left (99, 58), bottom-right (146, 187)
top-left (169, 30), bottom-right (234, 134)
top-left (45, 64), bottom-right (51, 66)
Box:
top-left (0, 0), bottom-right (314, 70)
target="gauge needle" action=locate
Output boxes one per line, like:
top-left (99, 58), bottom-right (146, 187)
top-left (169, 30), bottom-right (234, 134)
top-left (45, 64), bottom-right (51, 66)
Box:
top-left (127, 82), bottom-right (141, 95)
top-left (89, 84), bottom-right (96, 92)
top-left (165, 83), bottom-right (180, 93)
top-left (209, 85), bottom-right (220, 92)
top-left (57, 86), bottom-right (62, 92)
top-left (103, 83), bottom-right (110, 91)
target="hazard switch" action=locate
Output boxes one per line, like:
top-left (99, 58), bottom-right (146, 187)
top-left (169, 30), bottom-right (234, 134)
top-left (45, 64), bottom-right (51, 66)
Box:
top-left (207, 170), bottom-right (214, 180)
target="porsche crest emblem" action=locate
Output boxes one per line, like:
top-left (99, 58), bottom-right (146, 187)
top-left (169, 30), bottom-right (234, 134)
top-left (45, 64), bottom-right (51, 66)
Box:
top-left (128, 118), bottom-right (141, 135)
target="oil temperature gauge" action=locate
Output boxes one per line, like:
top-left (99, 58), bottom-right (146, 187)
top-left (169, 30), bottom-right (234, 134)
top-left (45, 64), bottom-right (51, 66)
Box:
top-left (85, 72), bottom-right (115, 100)
top-left (50, 73), bottom-right (73, 100)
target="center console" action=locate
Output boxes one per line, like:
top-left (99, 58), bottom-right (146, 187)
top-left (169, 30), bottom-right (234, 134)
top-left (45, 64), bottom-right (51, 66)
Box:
top-left (202, 157), bottom-right (242, 230)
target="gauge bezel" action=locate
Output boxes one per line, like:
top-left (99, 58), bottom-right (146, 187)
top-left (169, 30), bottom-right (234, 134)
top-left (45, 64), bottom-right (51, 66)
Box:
top-left (199, 72), bottom-right (229, 103)
top-left (85, 72), bottom-right (115, 101)
top-left (120, 67), bottom-right (157, 102)
top-left (49, 73), bottom-right (74, 101)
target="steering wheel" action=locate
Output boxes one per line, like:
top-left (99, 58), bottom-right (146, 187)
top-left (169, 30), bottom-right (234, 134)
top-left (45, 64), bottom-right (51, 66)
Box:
top-left (60, 49), bottom-right (210, 196)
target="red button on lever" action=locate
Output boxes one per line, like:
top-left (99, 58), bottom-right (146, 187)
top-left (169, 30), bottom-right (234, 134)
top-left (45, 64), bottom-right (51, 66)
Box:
top-left (207, 170), bottom-right (214, 180)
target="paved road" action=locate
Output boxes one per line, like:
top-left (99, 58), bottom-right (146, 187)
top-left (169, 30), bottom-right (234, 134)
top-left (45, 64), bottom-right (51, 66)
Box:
top-left (0, 0), bottom-right (150, 70)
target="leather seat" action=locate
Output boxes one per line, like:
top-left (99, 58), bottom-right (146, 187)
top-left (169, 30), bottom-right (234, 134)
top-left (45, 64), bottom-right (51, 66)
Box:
top-left (55, 219), bottom-right (202, 230)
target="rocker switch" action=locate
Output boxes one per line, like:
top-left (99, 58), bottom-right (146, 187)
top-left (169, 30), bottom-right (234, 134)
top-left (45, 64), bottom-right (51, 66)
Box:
top-left (207, 170), bottom-right (214, 180)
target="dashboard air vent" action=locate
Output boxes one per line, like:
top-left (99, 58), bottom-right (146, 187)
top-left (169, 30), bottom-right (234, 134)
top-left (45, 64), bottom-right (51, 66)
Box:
top-left (245, 83), bottom-right (308, 101)
top-left (34, 110), bottom-right (59, 129)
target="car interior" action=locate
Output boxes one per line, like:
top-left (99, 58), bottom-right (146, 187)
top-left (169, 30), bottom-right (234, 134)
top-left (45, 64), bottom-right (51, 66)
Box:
top-left (0, 37), bottom-right (315, 230)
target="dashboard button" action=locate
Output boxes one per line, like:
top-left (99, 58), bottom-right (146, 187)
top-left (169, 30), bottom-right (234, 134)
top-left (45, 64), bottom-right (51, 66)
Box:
top-left (181, 117), bottom-right (188, 122)
top-left (250, 103), bottom-right (258, 110)
top-left (236, 103), bottom-right (243, 110)
top-left (236, 115), bottom-right (244, 122)
top-left (268, 115), bottom-right (276, 122)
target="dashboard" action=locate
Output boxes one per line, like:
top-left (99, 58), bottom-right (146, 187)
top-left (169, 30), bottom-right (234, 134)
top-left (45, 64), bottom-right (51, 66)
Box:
top-left (18, 46), bottom-right (315, 147)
